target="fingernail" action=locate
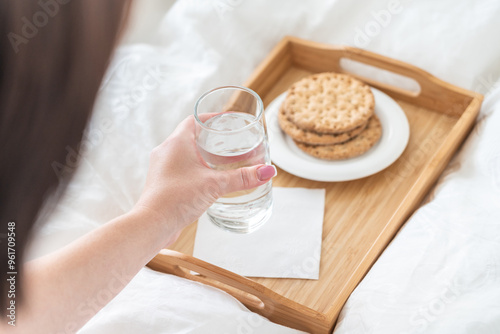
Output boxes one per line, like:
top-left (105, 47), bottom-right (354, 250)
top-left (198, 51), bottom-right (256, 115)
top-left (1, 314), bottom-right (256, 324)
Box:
top-left (257, 165), bottom-right (277, 181)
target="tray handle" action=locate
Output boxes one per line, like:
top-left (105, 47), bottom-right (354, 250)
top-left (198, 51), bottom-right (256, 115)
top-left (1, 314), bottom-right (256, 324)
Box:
top-left (147, 249), bottom-right (330, 333)
top-left (286, 36), bottom-right (475, 115)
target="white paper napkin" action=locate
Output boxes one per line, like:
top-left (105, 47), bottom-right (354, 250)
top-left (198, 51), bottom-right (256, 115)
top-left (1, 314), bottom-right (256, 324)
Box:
top-left (193, 187), bottom-right (325, 279)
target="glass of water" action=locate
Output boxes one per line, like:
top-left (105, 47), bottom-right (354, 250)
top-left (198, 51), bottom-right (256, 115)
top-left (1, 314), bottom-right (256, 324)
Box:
top-left (194, 86), bottom-right (273, 233)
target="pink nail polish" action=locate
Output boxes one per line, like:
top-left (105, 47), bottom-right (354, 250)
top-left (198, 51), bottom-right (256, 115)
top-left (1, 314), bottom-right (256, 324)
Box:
top-left (257, 165), bottom-right (277, 181)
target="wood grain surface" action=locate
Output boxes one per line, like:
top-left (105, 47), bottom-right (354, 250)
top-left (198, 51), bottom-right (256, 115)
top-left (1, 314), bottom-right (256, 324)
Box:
top-left (148, 37), bottom-right (482, 333)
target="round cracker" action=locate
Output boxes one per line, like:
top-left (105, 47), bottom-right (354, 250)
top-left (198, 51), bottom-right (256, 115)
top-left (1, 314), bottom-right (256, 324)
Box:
top-left (295, 115), bottom-right (382, 160)
top-left (278, 104), bottom-right (368, 145)
top-left (283, 72), bottom-right (374, 134)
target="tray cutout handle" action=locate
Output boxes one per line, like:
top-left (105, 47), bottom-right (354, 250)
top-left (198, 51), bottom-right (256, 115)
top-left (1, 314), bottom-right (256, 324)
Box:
top-left (147, 249), bottom-right (331, 334)
top-left (339, 57), bottom-right (421, 97)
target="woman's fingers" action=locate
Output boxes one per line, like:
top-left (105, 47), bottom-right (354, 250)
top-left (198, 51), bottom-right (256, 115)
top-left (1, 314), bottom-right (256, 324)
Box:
top-left (217, 164), bottom-right (277, 195)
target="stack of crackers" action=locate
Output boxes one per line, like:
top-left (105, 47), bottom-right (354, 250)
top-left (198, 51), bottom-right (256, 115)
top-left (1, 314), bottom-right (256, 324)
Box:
top-left (278, 72), bottom-right (382, 160)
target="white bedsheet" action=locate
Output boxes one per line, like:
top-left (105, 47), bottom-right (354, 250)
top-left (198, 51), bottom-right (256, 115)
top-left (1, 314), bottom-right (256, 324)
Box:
top-left (335, 85), bottom-right (500, 334)
top-left (26, 1), bottom-right (500, 333)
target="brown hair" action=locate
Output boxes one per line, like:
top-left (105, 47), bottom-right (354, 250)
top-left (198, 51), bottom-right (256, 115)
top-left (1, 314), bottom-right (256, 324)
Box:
top-left (0, 0), bottom-right (131, 311)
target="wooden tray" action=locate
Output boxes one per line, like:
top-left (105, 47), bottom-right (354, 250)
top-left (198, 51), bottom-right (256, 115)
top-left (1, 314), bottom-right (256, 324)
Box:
top-left (147, 36), bottom-right (483, 333)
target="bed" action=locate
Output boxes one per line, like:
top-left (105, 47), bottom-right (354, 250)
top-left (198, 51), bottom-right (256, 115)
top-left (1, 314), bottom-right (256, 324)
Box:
top-left (27, 1), bottom-right (500, 333)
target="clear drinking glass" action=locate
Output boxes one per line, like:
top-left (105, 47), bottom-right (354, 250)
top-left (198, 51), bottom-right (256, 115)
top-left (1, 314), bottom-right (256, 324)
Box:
top-left (194, 86), bottom-right (273, 233)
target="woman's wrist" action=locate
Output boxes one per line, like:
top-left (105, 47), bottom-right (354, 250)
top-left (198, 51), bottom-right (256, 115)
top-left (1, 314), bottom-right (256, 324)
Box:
top-left (128, 204), bottom-right (180, 250)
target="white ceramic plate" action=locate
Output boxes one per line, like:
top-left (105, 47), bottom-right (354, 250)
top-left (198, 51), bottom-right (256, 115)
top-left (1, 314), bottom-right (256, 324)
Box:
top-left (265, 88), bottom-right (410, 182)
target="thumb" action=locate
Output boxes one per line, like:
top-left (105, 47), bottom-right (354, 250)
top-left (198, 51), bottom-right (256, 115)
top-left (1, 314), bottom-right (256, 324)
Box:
top-left (218, 164), bottom-right (277, 195)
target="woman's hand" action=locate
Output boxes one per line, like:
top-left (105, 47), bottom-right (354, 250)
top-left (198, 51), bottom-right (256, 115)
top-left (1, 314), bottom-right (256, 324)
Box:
top-left (134, 115), bottom-right (276, 245)
top-left (14, 115), bottom-right (277, 334)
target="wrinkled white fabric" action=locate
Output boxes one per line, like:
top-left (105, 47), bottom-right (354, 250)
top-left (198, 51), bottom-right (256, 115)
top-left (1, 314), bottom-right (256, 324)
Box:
top-left (335, 83), bottom-right (500, 334)
top-left (25, 0), bottom-right (500, 333)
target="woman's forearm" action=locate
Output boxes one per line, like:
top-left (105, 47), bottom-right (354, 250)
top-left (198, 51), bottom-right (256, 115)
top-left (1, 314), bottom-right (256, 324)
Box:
top-left (2, 116), bottom-right (276, 334)
top-left (18, 207), bottom-right (174, 333)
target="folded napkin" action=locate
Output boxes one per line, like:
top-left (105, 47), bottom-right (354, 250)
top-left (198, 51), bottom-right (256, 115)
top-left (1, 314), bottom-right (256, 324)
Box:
top-left (193, 187), bottom-right (325, 279)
